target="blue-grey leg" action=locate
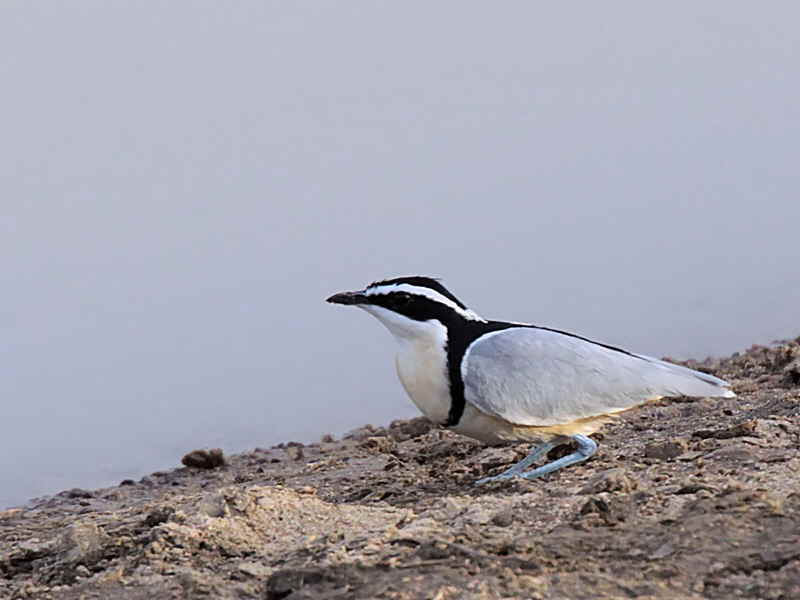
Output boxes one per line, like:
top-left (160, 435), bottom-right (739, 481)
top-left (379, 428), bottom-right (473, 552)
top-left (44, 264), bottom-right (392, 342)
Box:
top-left (474, 439), bottom-right (558, 485)
top-left (518, 434), bottom-right (597, 481)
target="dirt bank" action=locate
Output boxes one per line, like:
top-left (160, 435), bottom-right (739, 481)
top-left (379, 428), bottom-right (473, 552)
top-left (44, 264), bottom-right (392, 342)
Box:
top-left (2, 338), bottom-right (799, 599)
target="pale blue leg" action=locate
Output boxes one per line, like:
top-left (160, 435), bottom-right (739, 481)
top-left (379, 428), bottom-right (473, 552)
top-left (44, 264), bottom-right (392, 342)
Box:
top-left (474, 435), bottom-right (598, 485)
top-left (474, 440), bottom-right (558, 485)
top-left (518, 434), bottom-right (597, 480)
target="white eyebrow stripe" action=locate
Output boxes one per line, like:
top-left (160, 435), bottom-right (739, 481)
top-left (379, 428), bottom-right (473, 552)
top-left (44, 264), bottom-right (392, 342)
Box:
top-left (365, 283), bottom-right (485, 321)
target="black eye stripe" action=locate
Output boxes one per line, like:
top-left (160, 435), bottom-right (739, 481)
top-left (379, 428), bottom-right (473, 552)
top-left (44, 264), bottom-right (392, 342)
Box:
top-left (389, 292), bottom-right (412, 307)
top-left (367, 291), bottom-right (460, 324)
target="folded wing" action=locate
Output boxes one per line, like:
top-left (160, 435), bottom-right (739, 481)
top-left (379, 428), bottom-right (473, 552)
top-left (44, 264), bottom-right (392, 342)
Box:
top-left (461, 327), bottom-right (734, 427)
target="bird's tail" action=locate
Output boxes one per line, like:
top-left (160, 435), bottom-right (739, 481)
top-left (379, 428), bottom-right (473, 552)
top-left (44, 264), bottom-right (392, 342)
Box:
top-left (635, 354), bottom-right (736, 398)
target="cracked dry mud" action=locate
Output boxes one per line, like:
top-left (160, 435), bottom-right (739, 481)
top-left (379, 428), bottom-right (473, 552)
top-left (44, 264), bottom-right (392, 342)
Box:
top-left (2, 338), bottom-right (799, 599)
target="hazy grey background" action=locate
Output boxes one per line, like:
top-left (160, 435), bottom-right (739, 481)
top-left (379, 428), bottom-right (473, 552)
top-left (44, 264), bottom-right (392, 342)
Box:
top-left (2, 2), bottom-right (798, 508)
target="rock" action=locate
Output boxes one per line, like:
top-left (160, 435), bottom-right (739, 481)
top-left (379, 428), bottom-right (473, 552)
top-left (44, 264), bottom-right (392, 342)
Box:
top-left (265, 568), bottom-right (334, 600)
top-left (359, 436), bottom-right (395, 453)
top-left (674, 482), bottom-right (718, 495)
top-left (182, 448), bottom-right (226, 469)
top-left (644, 439), bottom-right (689, 460)
top-left (705, 444), bottom-right (758, 463)
top-left (57, 522), bottom-right (108, 566)
top-left (344, 424), bottom-right (384, 441)
top-left (61, 488), bottom-right (94, 499)
top-left (387, 417), bottom-right (434, 441)
top-left (649, 542), bottom-right (675, 560)
top-left (237, 561), bottom-right (272, 578)
top-left (576, 496), bottom-right (632, 525)
top-left (693, 421), bottom-right (758, 439)
top-left (477, 447), bottom-right (518, 474)
top-left (197, 494), bottom-right (227, 518)
top-left (143, 507), bottom-right (174, 527)
top-left (580, 468), bottom-right (638, 494)
top-left (74, 564), bottom-right (91, 578)
top-left (490, 509), bottom-right (514, 527)
top-left (676, 450), bottom-right (704, 461)
top-left (783, 359), bottom-right (800, 385)
top-left (14, 537), bottom-right (56, 561)
top-left (285, 445), bottom-right (304, 461)
top-left (178, 568), bottom-right (238, 599)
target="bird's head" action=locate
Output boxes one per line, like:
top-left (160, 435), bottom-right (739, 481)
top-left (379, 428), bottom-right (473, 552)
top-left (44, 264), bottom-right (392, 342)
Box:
top-left (327, 276), bottom-right (484, 341)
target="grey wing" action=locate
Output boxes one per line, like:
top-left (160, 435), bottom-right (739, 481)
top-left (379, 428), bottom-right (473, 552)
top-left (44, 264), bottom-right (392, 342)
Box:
top-left (461, 327), bottom-right (734, 427)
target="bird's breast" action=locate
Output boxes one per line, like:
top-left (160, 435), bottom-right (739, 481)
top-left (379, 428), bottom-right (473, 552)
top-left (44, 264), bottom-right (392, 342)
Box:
top-left (394, 339), bottom-right (451, 425)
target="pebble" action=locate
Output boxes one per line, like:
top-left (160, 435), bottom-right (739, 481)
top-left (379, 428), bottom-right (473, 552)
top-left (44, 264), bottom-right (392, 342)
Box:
top-left (238, 561), bottom-right (272, 578)
top-left (181, 448), bottom-right (226, 469)
top-left (693, 421), bottom-right (757, 440)
top-left (643, 439), bottom-right (689, 460)
top-left (286, 446), bottom-right (304, 461)
top-left (580, 468), bottom-right (638, 494)
top-left (360, 436), bottom-right (395, 454)
top-left (490, 510), bottom-right (514, 527)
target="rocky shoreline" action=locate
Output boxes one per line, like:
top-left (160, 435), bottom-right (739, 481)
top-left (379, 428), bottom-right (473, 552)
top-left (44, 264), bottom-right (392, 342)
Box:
top-left (2, 338), bottom-right (799, 599)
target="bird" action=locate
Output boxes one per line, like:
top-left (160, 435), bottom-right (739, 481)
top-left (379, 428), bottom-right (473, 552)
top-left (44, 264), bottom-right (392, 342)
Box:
top-left (327, 276), bottom-right (735, 484)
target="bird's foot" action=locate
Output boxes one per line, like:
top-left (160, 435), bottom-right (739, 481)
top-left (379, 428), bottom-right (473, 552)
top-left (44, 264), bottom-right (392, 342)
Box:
top-left (474, 435), bottom-right (598, 485)
top-left (473, 439), bottom-right (557, 486)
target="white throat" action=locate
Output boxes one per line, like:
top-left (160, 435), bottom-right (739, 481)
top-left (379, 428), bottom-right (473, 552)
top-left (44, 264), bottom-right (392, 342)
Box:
top-left (359, 305), bottom-right (445, 343)
top-left (359, 304), bottom-right (452, 424)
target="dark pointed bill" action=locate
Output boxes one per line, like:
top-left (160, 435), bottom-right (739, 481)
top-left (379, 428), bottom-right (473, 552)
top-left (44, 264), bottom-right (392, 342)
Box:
top-left (326, 290), bottom-right (369, 305)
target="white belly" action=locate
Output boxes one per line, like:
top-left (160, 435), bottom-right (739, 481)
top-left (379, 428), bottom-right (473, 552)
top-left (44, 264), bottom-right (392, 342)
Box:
top-left (394, 340), bottom-right (451, 425)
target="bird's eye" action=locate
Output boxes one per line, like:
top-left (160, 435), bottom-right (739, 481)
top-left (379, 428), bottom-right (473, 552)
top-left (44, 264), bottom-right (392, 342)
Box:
top-left (394, 293), bottom-right (412, 307)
